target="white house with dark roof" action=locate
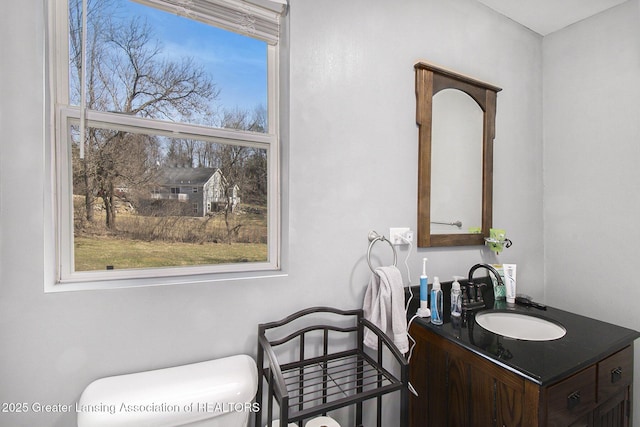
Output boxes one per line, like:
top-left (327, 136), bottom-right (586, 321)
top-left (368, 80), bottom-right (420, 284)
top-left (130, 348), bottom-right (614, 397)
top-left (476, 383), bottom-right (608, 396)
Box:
top-left (151, 166), bottom-right (239, 216)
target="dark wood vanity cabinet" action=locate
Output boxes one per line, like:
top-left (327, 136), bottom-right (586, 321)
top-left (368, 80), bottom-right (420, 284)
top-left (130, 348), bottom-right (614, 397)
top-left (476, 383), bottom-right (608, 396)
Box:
top-left (545, 345), bottom-right (632, 427)
top-left (592, 345), bottom-right (633, 427)
top-left (409, 324), bottom-right (634, 427)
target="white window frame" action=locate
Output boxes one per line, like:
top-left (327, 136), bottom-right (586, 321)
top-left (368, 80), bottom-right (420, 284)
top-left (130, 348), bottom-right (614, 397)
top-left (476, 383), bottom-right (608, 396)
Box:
top-left (47, 0), bottom-right (283, 290)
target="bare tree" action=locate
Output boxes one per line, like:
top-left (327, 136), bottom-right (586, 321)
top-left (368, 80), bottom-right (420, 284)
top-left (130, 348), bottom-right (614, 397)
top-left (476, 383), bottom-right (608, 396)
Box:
top-left (69, 0), bottom-right (112, 222)
top-left (69, 0), bottom-right (219, 229)
top-left (204, 107), bottom-right (266, 243)
top-left (165, 138), bottom-right (198, 167)
top-left (94, 130), bottom-right (160, 228)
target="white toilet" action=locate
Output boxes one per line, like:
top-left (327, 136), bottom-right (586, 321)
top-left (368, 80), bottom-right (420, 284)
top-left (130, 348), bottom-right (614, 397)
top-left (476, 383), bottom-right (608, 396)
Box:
top-left (77, 354), bottom-right (257, 427)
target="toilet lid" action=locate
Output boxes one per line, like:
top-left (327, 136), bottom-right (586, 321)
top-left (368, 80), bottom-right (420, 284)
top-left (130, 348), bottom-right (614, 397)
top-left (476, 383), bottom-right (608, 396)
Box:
top-left (77, 355), bottom-right (257, 427)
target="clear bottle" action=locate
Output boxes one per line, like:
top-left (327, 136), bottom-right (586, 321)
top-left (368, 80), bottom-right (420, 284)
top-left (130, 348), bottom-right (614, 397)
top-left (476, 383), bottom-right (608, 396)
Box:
top-left (430, 276), bottom-right (443, 325)
top-left (491, 264), bottom-right (506, 301)
top-left (450, 276), bottom-right (462, 317)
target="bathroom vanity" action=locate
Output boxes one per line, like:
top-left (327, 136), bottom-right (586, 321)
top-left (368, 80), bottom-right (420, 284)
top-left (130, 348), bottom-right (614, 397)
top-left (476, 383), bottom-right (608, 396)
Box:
top-left (408, 295), bottom-right (639, 426)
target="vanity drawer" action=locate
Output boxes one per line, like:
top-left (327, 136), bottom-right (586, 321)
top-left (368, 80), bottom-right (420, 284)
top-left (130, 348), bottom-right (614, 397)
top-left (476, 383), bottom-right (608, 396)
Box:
top-left (547, 365), bottom-right (596, 426)
top-left (598, 346), bottom-right (633, 402)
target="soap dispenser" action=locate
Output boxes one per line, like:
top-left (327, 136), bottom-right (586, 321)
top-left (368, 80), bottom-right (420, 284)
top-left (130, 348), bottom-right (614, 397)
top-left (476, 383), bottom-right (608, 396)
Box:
top-left (451, 276), bottom-right (462, 317)
top-left (430, 277), bottom-right (443, 325)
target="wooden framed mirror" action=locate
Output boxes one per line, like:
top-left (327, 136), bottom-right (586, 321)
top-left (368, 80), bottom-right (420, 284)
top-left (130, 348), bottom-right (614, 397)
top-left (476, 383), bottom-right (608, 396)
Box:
top-left (415, 62), bottom-right (501, 247)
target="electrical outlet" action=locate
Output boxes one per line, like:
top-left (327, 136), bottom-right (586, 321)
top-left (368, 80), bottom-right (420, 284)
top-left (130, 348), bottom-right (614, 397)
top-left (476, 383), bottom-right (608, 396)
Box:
top-left (405, 230), bottom-right (414, 243)
top-left (389, 227), bottom-right (412, 245)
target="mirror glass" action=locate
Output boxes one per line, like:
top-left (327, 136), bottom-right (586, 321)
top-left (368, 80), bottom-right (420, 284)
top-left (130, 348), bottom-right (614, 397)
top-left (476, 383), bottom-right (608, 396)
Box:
top-left (431, 89), bottom-right (483, 234)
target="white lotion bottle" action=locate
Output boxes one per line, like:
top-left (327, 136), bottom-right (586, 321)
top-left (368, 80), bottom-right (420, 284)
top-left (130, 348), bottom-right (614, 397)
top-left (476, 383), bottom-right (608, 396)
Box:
top-left (430, 276), bottom-right (443, 325)
top-left (503, 264), bottom-right (517, 303)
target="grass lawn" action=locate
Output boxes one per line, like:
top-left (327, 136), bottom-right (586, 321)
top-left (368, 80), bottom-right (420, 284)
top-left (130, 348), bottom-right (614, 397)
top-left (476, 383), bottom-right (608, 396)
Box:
top-left (74, 236), bottom-right (268, 271)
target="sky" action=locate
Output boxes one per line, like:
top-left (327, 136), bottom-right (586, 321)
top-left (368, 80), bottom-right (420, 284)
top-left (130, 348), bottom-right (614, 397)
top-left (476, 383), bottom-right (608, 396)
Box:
top-left (121, 0), bottom-right (268, 114)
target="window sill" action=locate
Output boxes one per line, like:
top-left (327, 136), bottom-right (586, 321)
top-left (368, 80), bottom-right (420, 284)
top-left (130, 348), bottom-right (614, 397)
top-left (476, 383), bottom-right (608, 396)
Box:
top-left (45, 268), bottom-right (288, 293)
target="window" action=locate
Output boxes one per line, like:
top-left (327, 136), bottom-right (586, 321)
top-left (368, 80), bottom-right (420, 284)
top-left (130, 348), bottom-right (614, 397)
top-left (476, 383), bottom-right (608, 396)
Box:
top-left (50, 0), bottom-right (284, 286)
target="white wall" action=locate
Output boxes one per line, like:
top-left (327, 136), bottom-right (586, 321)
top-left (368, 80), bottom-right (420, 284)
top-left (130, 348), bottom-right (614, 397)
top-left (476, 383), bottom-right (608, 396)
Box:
top-left (543, 0), bottom-right (640, 422)
top-left (288, 0), bottom-right (544, 298)
top-left (544, 0), bottom-right (640, 325)
top-left (0, 0), bottom-right (544, 425)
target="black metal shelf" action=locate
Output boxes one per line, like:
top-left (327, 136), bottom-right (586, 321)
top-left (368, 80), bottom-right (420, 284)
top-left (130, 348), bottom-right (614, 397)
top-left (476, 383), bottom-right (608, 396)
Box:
top-left (256, 307), bottom-right (408, 427)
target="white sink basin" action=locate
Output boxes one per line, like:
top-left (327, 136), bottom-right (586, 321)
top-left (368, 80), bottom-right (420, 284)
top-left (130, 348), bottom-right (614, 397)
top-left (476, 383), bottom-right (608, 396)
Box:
top-left (475, 311), bottom-right (566, 341)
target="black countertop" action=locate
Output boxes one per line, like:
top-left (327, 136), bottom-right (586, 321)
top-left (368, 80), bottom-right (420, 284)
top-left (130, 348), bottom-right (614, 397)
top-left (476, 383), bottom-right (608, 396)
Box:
top-left (407, 282), bottom-right (640, 386)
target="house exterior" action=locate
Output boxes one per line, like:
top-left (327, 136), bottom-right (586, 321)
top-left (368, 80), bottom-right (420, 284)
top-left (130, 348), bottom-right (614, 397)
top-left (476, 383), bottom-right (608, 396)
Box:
top-left (151, 166), bottom-right (239, 216)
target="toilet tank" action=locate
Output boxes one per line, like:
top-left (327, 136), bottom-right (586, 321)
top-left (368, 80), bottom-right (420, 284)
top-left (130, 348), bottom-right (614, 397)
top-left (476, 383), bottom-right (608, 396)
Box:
top-left (77, 354), bottom-right (257, 427)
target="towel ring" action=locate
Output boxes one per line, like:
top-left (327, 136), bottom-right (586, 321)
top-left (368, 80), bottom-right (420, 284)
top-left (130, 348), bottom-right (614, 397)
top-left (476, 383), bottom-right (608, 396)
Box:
top-left (367, 230), bottom-right (397, 273)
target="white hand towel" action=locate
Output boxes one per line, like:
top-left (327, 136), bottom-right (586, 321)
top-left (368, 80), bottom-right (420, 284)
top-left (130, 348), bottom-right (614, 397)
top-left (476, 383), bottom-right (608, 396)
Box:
top-left (362, 266), bottom-right (408, 353)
